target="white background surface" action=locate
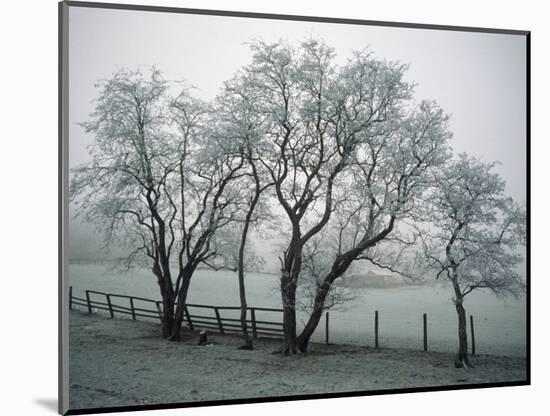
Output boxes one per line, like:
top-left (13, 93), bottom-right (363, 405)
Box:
top-left (0, 0), bottom-right (546, 415)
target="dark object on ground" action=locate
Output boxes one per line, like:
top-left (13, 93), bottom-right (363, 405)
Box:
top-left (239, 342), bottom-right (253, 350)
top-left (198, 331), bottom-right (208, 346)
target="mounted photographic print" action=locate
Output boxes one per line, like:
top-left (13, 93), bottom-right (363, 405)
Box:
top-left (59, 1), bottom-right (530, 414)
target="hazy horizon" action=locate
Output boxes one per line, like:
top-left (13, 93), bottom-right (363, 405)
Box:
top-left (67, 7), bottom-right (527, 272)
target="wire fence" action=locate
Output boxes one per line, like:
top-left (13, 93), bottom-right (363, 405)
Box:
top-left (70, 286), bottom-right (479, 354)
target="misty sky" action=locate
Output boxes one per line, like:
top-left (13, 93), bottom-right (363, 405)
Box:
top-left (67, 6), bottom-right (527, 261)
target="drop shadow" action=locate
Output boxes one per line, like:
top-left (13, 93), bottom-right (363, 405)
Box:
top-left (34, 398), bottom-right (58, 413)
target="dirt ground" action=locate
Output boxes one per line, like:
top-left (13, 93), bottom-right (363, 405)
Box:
top-left (69, 311), bottom-right (527, 411)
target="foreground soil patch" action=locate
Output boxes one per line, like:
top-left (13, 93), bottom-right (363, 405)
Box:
top-left (69, 311), bottom-right (527, 410)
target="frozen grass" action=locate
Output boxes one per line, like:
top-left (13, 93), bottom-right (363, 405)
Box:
top-left (69, 311), bottom-right (527, 410)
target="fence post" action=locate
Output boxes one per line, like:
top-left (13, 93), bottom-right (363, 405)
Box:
top-left (470, 315), bottom-right (476, 356)
top-left (69, 286), bottom-right (73, 310)
top-left (184, 305), bottom-right (194, 330)
top-left (156, 301), bottom-right (163, 322)
top-left (85, 290), bottom-right (92, 315)
top-left (325, 312), bottom-right (330, 345)
top-left (214, 307), bottom-right (224, 334)
top-left (423, 313), bottom-right (428, 351)
top-left (251, 308), bottom-right (257, 339)
top-left (374, 310), bottom-right (379, 349)
top-left (106, 294), bottom-right (114, 318)
top-left (130, 297), bottom-right (136, 320)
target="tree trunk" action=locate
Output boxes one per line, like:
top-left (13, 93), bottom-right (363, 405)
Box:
top-left (298, 258), bottom-right (353, 352)
top-left (297, 284), bottom-right (330, 352)
top-left (281, 272), bottom-right (298, 353)
top-left (454, 300), bottom-right (473, 368)
top-left (169, 268), bottom-right (194, 341)
top-left (161, 299), bottom-right (174, 339)
top-left (153, 262), bottom-right (175, 339)
top-left (237, 188), bottom-right (259, 350)
top-left (279, 230), bottom-right (303, 354)
top-left (238, 259), bottom-right (252, 349)
top-left (451, 277), bottom-right (474, 368)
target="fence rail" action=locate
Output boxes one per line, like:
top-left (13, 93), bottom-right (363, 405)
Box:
top-left (70, 287), bottom-right (285, 339)
top-left (70, 287), bottom-right (477, 353)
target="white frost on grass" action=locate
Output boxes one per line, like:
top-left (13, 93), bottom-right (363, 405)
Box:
top-left (69, 311), bottom-right (526, 410)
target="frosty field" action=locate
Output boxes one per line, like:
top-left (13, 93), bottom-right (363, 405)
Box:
top-left (69, 264), bottom-right (527, 357)
top-left (69, 311), bottom-right (527, 410)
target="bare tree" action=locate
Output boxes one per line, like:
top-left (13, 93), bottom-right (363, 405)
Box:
top-left (72, 46), bottom-right (513, 363)
top-left (229, 39), bottom-right (452, 352)
top-left (415, 154), bottom-right (526, 367)
top-left (207, 86), bottom-right (275, 347)
top-left (230, 39), bottom-right (421, 352)
top-left (296, 101), bottom-right (452, 351)
top-left (71, 69), bottom-right (245, 341)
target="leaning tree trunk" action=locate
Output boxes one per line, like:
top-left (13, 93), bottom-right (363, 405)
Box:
top-left (453, 291), bottom-right (474, 368)
top-left (297, 282), bottom-right (331, 352)
top-left (169, 269), bottom-right (194, 341)
top-left (298, 255), bottom-right (354, 352)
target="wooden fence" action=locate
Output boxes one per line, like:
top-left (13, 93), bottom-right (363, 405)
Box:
top-left (70, 287), bottom-right (476, 354)
top-left (69, 287), bottom-right (285, 339)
